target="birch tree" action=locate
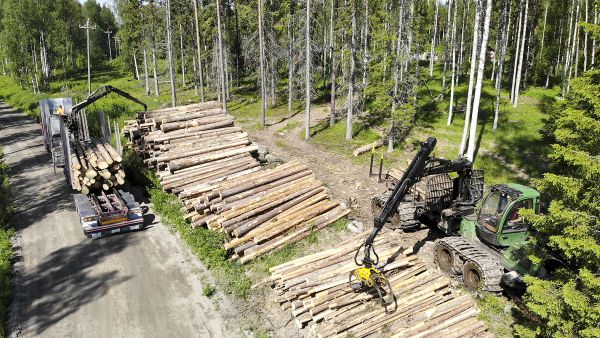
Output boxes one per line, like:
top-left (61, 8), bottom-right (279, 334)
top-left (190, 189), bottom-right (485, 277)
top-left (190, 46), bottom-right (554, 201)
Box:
top-left (459, 0), bottom-right (481, 155)
top-left (447, 0), bottom-right (458, 125)
top-left (466, 0), bottom-right (493, 161)
top-left (512, 0), bottom-right (528, 107)
top-left (430, 0), bottom-right (439, 77)
top-left (583, 0), bottom-right (588, 71)
top-left (441, 0), bottom-right (453, 96)
top-left (494, 0), bottom-right (510, 131)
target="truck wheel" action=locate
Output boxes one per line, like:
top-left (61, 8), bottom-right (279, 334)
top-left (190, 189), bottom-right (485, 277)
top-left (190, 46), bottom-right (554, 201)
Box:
top-left (463, 261), bottom-right (484, 291)
top-left (434, 242), bottom-right (455, 274)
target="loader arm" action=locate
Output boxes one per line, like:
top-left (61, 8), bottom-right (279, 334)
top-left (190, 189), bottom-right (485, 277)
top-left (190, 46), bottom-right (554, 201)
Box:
top-left (358, 137), bottom-right (437, 267)
top-left (357, 137), bottom-right (480, 267)
top-left (66, 85), bottom-right (147, 140)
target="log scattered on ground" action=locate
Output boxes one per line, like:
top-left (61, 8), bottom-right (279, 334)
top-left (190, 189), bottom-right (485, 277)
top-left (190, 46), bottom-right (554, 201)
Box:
top-left (352, 139), bottom-right (384, 156)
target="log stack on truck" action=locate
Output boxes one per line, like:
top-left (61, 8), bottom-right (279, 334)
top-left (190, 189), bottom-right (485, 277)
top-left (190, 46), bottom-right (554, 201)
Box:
top-left (39, 86), bottom-right (147, 238)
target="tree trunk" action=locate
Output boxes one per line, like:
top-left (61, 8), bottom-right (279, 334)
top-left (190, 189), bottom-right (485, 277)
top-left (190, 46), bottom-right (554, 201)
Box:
top-left (150, 1), bottom-right (160, 97)
top-left (180, 24), bottom-right (186, 87)
top-left (430, 0), bottom-right (439, 77)
top-left (538, 2), bottom-right (548, 61)
top-left (441, 0), bottom-right (453, 96)
top-left (565, 0), bottom-right (580, 95)
top-left (513, 0), bottom-right (528, 107)
top-left (258, 0), bottom-right (267, 125)
top-left (494, 0), bottom-right (510, 131)
top-left (392, 0), bottom-right (405, 114)
top-left (562, 0), bottom-right (576, 97)
top-left (288, 0), bottom-right (295, 112)
top-left (510, 2), bottom-right (523, 103)
top-left (583, 0), bottom-right (588, 71)
top-left (165, 0), bottom-right (177, 107)
top-left (193, 0), bottom-right (205, 101)
top-left (458, 0), bottom-right (469, 77)
top-left (143, 48), bottom-right (150, 96)
top-left (447, 0), bottom-right (458, 125)
top-left (593, 5), bottom-right (597, 67)
top-left (361, 0), bottom-right (369, 103)
top-left (216, 0), bottom-right (227, 111)
top-left (346, 0), bottom-right (356, 141)
top-left (305, 0), bottom-right (312, 141)
top-left (133, 50), bottom-right (140, 80)
top-left (458, 0), bottom-right (481, 155)
top-left (466, 0), bottom-right (492, 161)
top-left (329, 0), bottom-right (337, 126)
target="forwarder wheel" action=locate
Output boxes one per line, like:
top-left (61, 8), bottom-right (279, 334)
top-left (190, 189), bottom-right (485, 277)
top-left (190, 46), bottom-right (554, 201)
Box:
top-left (463, 261), bottom-right (484, 291)
top-left (434, 242), bottom-right (455, 274)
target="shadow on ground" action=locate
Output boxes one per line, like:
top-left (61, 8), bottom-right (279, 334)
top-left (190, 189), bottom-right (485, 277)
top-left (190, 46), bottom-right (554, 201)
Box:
top-left (18, 236), bottom-right (133, 335)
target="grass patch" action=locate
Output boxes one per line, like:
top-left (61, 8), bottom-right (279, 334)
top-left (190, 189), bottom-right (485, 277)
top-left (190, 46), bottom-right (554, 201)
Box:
top-left (202, 283), bottom-right (217, 297)
top-left (277, 120), bottom-right (301, 133)
top-left (476, 292), bottom-right (514, 338)
top-left (0, 146), bottom-right (14, 338)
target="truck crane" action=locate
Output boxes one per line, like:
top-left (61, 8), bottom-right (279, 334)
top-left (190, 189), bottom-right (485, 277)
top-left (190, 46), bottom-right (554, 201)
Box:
top-left (351, 137), bottom-right (558, 311)
top-left (39, 85), bottom-right (148, 239)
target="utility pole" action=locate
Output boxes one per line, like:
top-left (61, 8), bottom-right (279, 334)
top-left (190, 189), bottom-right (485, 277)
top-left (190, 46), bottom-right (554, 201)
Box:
top-left (80, 18), bottom-right (96, 95)
top-left (104, 29), bottom-right (112, 60)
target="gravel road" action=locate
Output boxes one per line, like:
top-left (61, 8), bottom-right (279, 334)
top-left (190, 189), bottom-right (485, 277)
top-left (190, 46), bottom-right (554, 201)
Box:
top-left (0, 102), bottom-right (232, 338)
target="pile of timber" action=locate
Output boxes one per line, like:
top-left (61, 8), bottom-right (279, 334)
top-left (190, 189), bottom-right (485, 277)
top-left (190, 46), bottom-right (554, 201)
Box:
top-left (264, 237), bottom-right (492, 338)
top-left (70, 139), bottom-right (125, 194)
top-left (124, 102), bottom-right (350, 263)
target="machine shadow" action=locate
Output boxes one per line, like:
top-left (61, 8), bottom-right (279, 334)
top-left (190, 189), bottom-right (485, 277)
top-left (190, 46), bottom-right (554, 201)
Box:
top-left (16, 236), bottom-right (133, 336)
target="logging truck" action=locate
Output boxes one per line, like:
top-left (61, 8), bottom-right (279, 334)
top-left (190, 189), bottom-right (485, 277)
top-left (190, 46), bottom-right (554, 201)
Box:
top-left (369, 137), bottom-right (565, 292)
top-left (39, 86), bottom-right (148, 238)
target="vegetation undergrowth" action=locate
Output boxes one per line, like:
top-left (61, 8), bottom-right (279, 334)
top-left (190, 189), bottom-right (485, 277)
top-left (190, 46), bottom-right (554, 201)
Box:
top-left (0, 146), bottom-right (14, 338)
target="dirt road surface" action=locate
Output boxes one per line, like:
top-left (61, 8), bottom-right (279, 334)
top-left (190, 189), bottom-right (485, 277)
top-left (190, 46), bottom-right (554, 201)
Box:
top-left (0, 102), bottom-right (234, 338)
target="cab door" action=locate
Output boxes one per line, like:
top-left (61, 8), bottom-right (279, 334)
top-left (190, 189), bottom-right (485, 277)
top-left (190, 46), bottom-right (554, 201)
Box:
top-left (497, 198), bottom-right (533, 247)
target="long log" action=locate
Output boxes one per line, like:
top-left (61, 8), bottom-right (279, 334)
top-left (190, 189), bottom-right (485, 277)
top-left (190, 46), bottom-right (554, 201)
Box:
top-left (160, 114), bottom-right (234, 132)
top-left (167, 145), bottom-right (259, 172)
top-left (352, 139), bottom-right (384, 156)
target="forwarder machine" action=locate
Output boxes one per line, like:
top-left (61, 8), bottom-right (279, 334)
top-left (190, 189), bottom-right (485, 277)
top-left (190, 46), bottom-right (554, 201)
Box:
top-left (40, 85), bottom-right (148, 238)
top-left (351, 137), bottom-right (557, 311)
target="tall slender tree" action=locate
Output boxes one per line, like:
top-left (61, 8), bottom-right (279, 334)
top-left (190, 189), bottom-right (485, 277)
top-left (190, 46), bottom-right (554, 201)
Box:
top-left (430, 0), bottom-right (439, 77)
top-left (513, 0), bottom-right (528, 107)
top-left (459, 0), bottom-right (481, 155)
top-left (305, 0), bottom-right (312, 141)
top-left (466, 0), bottom-right (493, 161)
top-left (346, 0), bottom-right (357, 141)
top-left (258, 0), bottom-right (267, 126)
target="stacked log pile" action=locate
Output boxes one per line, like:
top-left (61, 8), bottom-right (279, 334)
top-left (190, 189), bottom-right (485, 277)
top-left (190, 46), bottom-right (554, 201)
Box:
top-left (264, 237), bottom-right (492, 338)
top-left (124, 102), bottom-right (350, 262)
top-left (70, 140), bottom-right (125, 194)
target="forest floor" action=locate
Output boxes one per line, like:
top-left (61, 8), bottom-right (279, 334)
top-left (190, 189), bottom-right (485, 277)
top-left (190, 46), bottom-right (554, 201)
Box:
top-left (0, 62), bottom-right (559, 337)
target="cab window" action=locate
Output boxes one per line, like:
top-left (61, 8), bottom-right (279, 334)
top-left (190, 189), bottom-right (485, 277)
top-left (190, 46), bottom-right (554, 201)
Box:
top-left (478, 190), bottom-right (515, 233)
top-left (502, 199), bottom-right (532, 233)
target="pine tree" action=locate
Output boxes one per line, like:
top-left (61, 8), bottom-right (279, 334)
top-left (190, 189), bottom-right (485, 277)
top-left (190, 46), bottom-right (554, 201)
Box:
top-left (514, 23), bottom-right (600, 337)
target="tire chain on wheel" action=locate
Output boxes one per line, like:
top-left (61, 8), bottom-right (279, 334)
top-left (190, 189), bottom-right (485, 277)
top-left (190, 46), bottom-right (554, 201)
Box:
top-left (436, 237), bottom-right (504, 292)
